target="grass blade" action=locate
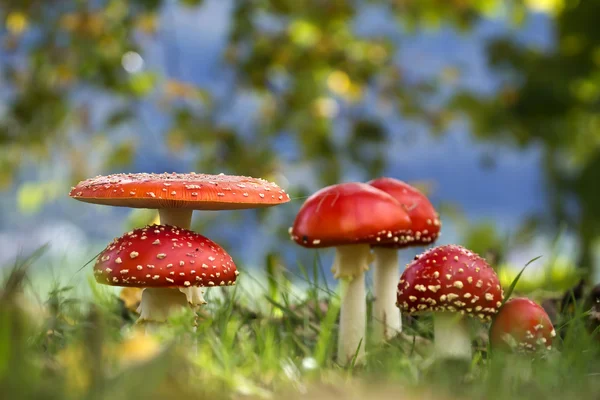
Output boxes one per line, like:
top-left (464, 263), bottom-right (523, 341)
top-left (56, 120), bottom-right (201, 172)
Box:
top-left (501, 255), bottom-right (542, 306)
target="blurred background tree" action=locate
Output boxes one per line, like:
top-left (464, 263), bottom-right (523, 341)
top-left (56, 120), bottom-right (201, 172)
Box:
top-left (0, 0), bottom-right (598, 284)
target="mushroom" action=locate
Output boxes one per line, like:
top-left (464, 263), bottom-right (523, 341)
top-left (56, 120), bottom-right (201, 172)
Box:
top-left (70, 172), bottom-right (289, 305)
top-left (290, 182), bottom-right (412, 364)
top-left (397, 244), bottom-right (503, 360)
top-left (94, 224), bottom-right (238, 328)
top-left (367, 177), bottom-right (441, 342)
top-left (490, 297), bottom-right (556, 353)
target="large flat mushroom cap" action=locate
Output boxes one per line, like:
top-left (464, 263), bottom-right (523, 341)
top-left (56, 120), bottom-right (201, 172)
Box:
top-left (289, 182), bottom-right (412, 248)
top-left (368, 177), bottom-right (441, 248)
top-left (70, 172), bottom-right (290, 210)
top-left (94, 224), bottom-right (238, 288)
top-left (397, 244), bottom-right (504, 322)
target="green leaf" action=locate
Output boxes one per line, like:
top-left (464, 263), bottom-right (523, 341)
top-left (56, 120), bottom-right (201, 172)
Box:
top-left (501, 255), bottom-right (543, 306)
top-left (16, 182), bottom-right (47, 215)
top-left (128, 72), bottom-right (158, 96)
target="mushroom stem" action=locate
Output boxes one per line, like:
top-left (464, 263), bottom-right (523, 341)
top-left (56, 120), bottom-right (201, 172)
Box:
top-left (332, 244), bottom-right (370, 365)
top-left (156, 208), bottom-right (206, 309)
top-left (158, 209), bottom-right (194, 228)
top-left (372, 247), bottom-right (402, 342)
top-left (433, 312), bottom-right (472, 360)
top-left (137, 287), bottom-right (190, 326)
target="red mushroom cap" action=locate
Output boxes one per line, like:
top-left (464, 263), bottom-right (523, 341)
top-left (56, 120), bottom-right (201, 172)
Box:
top-left (368, 177), bottom-right (441, 248)
top-left (70, 172), bottom-right (290, 210)
top-left (396, 244), bottom-right (504, 321)
top-left (490, 297), bottom-right (556, 352)
top-left (93, 225), bottom-right (238, 288)
top-left (290, 182), bottom-right (412, 248)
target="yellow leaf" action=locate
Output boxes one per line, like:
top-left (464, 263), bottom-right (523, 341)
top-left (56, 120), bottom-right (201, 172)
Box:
top-left (136, 13), bottom-right (159, 34)
top-left (524, 0), bottom-right (564, 14)
top-left (5, 12), bottom-right (28, 35)
top-left (17, 182), bottom-right (46, 215)
top-left (326, 71), bottom-right (351, 95)
top-left (117, 331), bottom-right (162, 367)
top-left (129, 72), bottom-right (157, 96)
top-left (288, 20), bottom-right (320, 47)
top-left (119, 287), bottom-right (143, 313)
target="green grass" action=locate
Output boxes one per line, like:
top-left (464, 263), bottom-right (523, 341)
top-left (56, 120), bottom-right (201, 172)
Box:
top-left (0, 248), bottom-right (599, 400)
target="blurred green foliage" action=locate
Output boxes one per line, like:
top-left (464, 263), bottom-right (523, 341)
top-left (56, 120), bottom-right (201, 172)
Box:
top-left (0, 0), bottom-right (524, 187)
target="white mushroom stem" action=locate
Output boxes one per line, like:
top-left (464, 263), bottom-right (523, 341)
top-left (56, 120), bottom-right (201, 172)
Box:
top-left (135, 208), bottom-right (206, 328)
top-left (158, 209), bottom-right (194, 229)
top-left (137, 287), bottom-right (190, 333)
top-left (372, 247), bottom-right (402, 342)
top-left (433, 312), bottom-right (472, 360)
top-left (156, 207), bottom-right (205, 307)
top-left (332, 244), bottom-right (372, 365)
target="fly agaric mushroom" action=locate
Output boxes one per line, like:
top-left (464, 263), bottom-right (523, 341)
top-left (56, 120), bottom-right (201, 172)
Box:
top-left (397, 244), bottom-right (503, 360)
top-left (490, 297), bottom-right (556, 353)
top-left (367, 177), bottom-right (441, 342)
top-left (290, 182), bottom-right (412, 364)
top-left (94, 224), bottom-right (238, 327)
top-left (70, 172), bottom-right (289, 305)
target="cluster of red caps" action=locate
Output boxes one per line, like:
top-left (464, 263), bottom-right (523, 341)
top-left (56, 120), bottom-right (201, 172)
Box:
top-left (289, 178), bottom-right (441, 250)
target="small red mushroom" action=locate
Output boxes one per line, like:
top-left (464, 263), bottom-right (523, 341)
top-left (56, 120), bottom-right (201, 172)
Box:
top-left (367, 177), bottom-right (441, 342)
top-left (290, 182), bottom-right (412, 364)
top-left (490, 297), bottom-right (556, 353)
top-left (397, 244), bottom-right (504, 360)
top-left (94, 224), bottom-right (238, 324)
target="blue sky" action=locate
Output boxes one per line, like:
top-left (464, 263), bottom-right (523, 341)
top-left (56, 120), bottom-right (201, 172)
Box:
top-left (0, 1), bottom-right (574, 287)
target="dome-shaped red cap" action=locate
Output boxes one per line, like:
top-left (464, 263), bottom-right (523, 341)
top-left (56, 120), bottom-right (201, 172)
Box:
top-left (70, 172), bottom-right (289, 210)
top-left (290, 182), bottom-right (412, 248)
top-left (397, 244), bottom-right (504, 321)
top-left (93, 225), bottom-right (238, 288)
top-left (490, 297), bottom-right (556, 352)
top-left (368, 177), bottom-right (441, 248)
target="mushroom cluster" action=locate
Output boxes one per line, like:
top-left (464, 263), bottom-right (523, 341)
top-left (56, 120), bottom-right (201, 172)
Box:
top-left (397, 244), bottom-right (504, 360)
top-left (289, 178), bottom-right (442, 364)
top-left (367, 177), bottom-right (441, 342)
top-left (290, 182), bottom-right (413, 364)
top-left (71, 172), bottom-right (289, 327)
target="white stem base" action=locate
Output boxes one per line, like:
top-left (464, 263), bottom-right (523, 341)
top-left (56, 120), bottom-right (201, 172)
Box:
top-left (433, 313), bottom-right (472, 360)
top-left (156, 208), bottom-right (205, 310)
top-left (372, 247), bottom-right (402, 342)
top-left (334, 244), bottom-right (371, 365)
top-left (179, 287), bottom-right (207, 307)
top-left (137, 287), bottom-right (189, 323)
